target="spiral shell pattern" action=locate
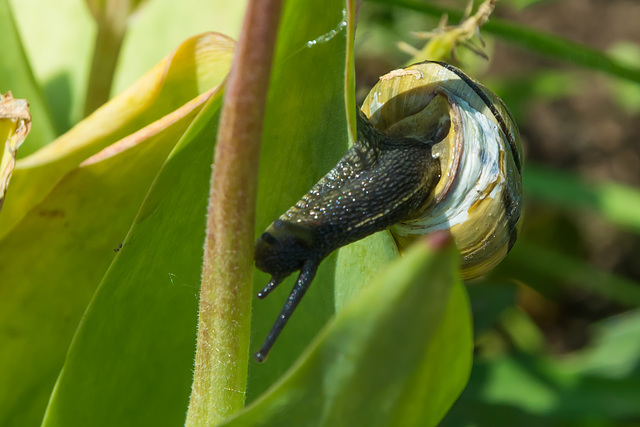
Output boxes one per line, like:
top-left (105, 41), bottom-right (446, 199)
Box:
top-left (361, 61), bottom-right (523, 279)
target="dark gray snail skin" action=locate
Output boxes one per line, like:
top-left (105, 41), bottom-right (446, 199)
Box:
top-left (253, 60), bottom-right (524, 362)
top-left (253, 109), bottom-right (442, 362)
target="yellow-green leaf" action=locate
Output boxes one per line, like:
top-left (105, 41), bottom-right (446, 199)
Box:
top-left (0, 32), bottom-right (234, 238)
top-left (0, 34), bottom-right (233, 427)
top-left (0, 0), bottom-right (56, 153)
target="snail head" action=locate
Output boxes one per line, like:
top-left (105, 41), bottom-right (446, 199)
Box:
top-left (253, 219), bottom-right (321, 362)
top-left (254, 219), bottom-right (317, 284)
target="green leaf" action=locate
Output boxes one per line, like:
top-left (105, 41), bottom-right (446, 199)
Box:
top-left (113, 0), bottom-right (248, 95)
top-left (0, 33), bottom-right (234, 238)
top-left (41, 92), bottom-right (224, 427)
top-left (10, 0), bottom-right (246, 136)
top-left (334, 231), bottom-right (399, 311)
top-left (0, 92), bottom-right (219, 427)
top-left (9, 0), bottom-right (94, 138)
top-left (0, 0), bottom-right (57, 154)
top-left (222, 236), bottom-right (473, 427)
top-left (39, 0), bottom-right (355, 423)
top-left (0, 34), bottom-right (232, 427)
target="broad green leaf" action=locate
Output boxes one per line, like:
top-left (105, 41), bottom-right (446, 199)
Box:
top-left (370, 0), bottom-right (640, 84)
top-left (10, 0), bottom-right (246, 136)
top-left (222, 237), bottom-right (472, 427)
top-left (40, 0), bottom-right (357, 421)
top-left (114, 0), bottom-right (248, 95)
top-left (0, 36), bottom-right (232, 427)
top-left (9, 0), bottom-right (93, 139)
top-left (0, 32), bottom-right (234, 238)
top-left (334, 231), bottom-right (399, 311)
top-left (247, 0), bottom-right (354, 400)
top-left (0, 89), bottom-right (220, 427)
top-left (41, 92), bottom-right (224, 427)
top-left (525, 164), bottom-right (640, 235)
top-left (0, 0), bottom-right (57, 154)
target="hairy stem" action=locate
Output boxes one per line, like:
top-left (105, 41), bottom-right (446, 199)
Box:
top-left (185, 1), bottom-right (283, 425)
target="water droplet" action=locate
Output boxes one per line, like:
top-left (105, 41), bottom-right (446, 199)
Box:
top-left (304, 9), bottom-right (347, 49)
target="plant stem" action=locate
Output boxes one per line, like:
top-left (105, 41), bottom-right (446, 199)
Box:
top-left (83, 0), bottom-right (134, 116)
top-left (185, 1), bottom-right (283, 425)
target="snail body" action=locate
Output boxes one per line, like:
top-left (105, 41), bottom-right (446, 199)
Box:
top-left (253, 61), bottom-right (523, 362)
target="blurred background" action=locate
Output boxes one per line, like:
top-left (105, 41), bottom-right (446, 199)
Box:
top-left (356, 0), bottom-right (640, 425)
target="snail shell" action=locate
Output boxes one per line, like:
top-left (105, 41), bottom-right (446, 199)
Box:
top-left (253, 61), bottom-right (523, 361)
top-left (361, 61), bottom-right (523, 279)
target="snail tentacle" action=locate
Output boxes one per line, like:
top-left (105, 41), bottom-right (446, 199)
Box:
top-left (256, 275), bottom-right (284, 299)
top-left (254, 258), bottom-right (320, 363)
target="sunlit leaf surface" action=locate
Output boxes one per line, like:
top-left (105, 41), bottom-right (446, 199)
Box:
top-left (41, 92), bottom-right (225, 427)
top-left (0, 33), bottom-right (234, 239)
top-left (0, 0), bottom-right (56, 152)
top-left (0, 34), bottom-right (233, 427)
top-left (223, 237), bottom-right (472, 427)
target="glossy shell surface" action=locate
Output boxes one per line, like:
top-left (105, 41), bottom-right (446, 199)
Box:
top-left (361, 61), bottom-right (523, 279)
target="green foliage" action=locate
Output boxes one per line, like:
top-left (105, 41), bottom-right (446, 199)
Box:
top-left (223, 238), bottom-right (471, 427)
top-left (0, 33), bottom-right (234, 426)
top-left (2, 0), bottom-right (640, 426)
top-left (41, 94), bottom-right (226, 427)
top-left (443, 310), bottom-right (640, 426)
top-left (0, 0), bottom-right (57, 152)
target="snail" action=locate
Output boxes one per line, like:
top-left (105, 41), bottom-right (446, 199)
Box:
top-left (253, 61), bottom-right (523, 362)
